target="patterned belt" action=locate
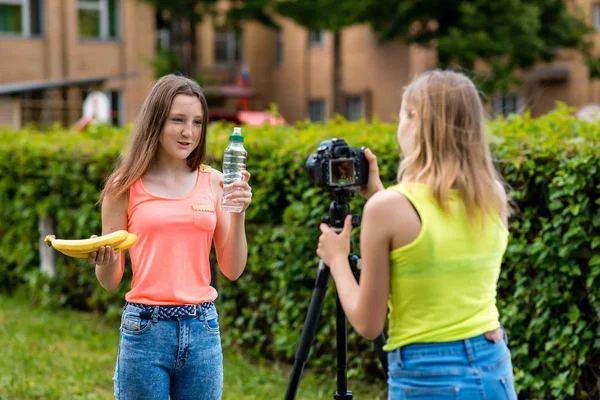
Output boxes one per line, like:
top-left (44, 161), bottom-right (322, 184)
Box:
top-left (127, 302), bottom-right (214, 320)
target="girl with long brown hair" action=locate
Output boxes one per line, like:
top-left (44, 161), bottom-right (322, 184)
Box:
top-left (317, 70), bottom-right (517, 399)
top-left (89, 74), bottom-right (252, 399)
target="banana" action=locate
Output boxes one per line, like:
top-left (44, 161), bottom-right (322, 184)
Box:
top-left (57, 251), bottom-right (89, 259)
top-left (110, 233), bottom-right (138, 253)
top-left (60, 233), bottom-right (138, 258)
top-left (45, 230), bottom-right (129, 256)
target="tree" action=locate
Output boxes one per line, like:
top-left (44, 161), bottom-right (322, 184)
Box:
top-left (228, 0), bottom-right (365, 115)
top-left (229, 0), bottom-right (598, 109)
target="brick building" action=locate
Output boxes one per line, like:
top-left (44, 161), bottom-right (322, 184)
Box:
top-left (1, 0), bottom-right (599, 128)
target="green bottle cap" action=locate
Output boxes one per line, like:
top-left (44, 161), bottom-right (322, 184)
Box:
top-left (230, 127), bottom-right (244, 142)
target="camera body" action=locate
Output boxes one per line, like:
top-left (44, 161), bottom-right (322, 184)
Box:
top-left (305, 138), bottom-right (369, 192)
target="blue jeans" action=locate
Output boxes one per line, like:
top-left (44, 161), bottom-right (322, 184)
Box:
top-left (113, 303), bottom-right (223, 400)
top-left (387, 330), bottom-right (517, 399)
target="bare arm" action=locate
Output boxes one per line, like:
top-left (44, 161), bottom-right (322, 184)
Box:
top-left (495, 180), bottom-right (509, 228)
top-left (318, 190), bottom-right (415, 339)
top-left (91, 192), bottom-right (128, 292)
top-left (211, 169), bottom-right (251, 281)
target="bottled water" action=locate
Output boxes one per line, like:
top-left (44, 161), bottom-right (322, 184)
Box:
top-left (221, 127), bottom-right (247, 213)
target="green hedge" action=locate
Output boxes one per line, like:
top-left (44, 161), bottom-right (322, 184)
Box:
top-left (0, 105), bottom-right (598, 399)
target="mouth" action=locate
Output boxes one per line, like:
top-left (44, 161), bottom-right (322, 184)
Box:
top-left (177, 141), bottom-right (191, 147)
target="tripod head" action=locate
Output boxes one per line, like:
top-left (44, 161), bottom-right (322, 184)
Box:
top-left (321, 190), bottom-right (361, 230)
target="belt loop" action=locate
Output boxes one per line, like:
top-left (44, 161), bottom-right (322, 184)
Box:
top-left (463, 338), bottom-right (475, 362)
top-left (396, 347), bottom-right (404, 368)
top-left (151, 305), bottom-right (159, 323)
top-left (201, 304), bottom-right (208, 321)
top-left (196, 304), bottom-right (202, 321)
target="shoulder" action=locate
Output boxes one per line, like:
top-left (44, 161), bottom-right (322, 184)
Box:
top-left (101, 187), bottom-right (129, 214)
top-left (207, 166), bottom-right (223, 190)
top-left (495, 180), bottom-right (508, 204)
top-left (198, 164), bottom-right (222, 182)
top-left (494, 180), bottom-right (510, 227)
top-left (365, 188), bottom-right (413, 212)
top-left (363, 188), bottom-right (415, 223)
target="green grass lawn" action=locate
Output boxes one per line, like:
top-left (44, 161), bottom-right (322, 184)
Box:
top-left (0, 294), bottom-right (386, 399)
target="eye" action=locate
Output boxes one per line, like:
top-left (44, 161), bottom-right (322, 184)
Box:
top-left (193, 120), bottom-right (202, 126)
top-left (172, 117), bottom-right (183, 123)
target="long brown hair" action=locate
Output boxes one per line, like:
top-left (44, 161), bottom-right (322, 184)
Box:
top-left (398, 70), bottom-right (508, 224)
top-left (100, 74), bottom-right (209, 203)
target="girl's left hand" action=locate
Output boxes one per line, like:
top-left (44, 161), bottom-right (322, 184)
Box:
top-left (317, 215), bottom-right (352, 268)
top-left (221, 170), bottom-right (252, 213)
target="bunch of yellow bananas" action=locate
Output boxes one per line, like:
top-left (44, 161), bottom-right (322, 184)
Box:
top-left (44, 230), bottom-right (138, 259)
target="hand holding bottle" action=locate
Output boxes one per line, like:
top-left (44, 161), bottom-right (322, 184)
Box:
top-left (221, 127), bottom-right (249, 213)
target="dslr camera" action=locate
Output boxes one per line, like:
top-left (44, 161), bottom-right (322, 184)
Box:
top-left (305, 138), bottom-right (369, 192)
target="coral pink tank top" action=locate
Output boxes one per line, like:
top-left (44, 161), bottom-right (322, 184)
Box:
top-left (125, 165), bottom-right (218, 305)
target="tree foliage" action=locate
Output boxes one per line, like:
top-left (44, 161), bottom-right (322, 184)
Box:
top-left (230, 0), bottom-right (598, 94)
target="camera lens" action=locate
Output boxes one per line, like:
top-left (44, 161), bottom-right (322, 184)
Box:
top-left (305, 155), bottom-right (318, 184)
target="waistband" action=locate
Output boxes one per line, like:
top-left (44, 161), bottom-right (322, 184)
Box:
top-left (400, 332), bottom-right (504, 357)
top-left (389, 327), bottom-right (509, 367)
top-left (126, 301), bottom-right (215, 320)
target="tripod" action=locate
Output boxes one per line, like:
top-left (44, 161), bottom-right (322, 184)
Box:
top-left (284, 193), bottom-right (388, 400)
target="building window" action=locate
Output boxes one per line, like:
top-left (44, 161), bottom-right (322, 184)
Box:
top-left (274, 30), bottom-right (283, 66)
top-left (108, 90), bottom-right (122, 127)
top-left (493, 93), bottom-right (523, 117)
top-left (345, 96), bottom-right (364, 121)
top-left (78, 0), bottom-right (119, 40)
top-left (308, 99), bottom-right (326, 122)
top-left (215, 30), bottom-right (242, 65)
top-left (0, 0), bottom-right (43, 36)
top-left (594, 3), bottom-right (600, 29)
top-left (308, 30), bottom-right (324, 47)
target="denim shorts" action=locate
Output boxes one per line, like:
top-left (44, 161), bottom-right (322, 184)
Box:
top-left (113, 302), bottom-right (223, 400)
top-left (387, 330), bottom-right (518, 399)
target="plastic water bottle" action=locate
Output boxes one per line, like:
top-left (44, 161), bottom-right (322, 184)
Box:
top-left (221, 127), bottom-right (247, 213)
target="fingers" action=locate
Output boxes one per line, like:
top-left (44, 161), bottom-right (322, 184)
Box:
top-left (365, 148), bottom-right (377, 160)
top-left (366, 148), bottom-right (379, 172)
top-left (320, 217), bottom-right (352, 235)
top-left (223, 180), bottom-right (253, 210)
top-left (227, 180), bottom-right (252, 191)
top-left (342, 215), bottom-right (352, 235)
top-left (241, 170), bottom-right (251, 183)
top-left (88, 235), bottom-right (99, 264)
top-left (90, 245), bottom-right (117, 265)
top-left (220, 170), bottom-right (251, 212)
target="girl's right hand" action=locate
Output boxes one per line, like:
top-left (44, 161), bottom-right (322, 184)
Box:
top-left (359, 148), bottom-right (385, 201)
top-left (87, 235), bottom-right (118, 266)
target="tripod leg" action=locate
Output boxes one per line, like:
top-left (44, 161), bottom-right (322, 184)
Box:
top-left (285, 261), bottom-right (331, 400)
top-left (373, 334), bottom-right (389, 381)
top-left (335, 294), bottom-right (353, 399)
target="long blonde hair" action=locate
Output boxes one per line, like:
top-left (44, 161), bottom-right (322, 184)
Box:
top-left (397, 70), bottom-right (507, 224)
top-left (100, 74), bottom-right (209, 203)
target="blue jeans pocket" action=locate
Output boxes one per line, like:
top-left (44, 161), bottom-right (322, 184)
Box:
top-left (120, 312), bottom-right (152, 335)
top-left (203, 315), bottom-right (220, 333)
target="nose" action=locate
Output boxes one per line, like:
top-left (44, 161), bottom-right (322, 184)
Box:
top-left (181, 121), bottom-right (193, 137)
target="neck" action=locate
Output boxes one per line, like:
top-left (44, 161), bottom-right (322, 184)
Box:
top-left (152, 151), bottom-right (191, 177)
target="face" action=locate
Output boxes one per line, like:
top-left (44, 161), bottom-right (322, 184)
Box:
top-left (397, 99), bottom-right (417, 156)
top-left (158, 94), bottom-right (204, 163)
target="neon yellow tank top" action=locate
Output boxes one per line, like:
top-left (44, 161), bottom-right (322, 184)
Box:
top-left (383, 182), bottom-right (509, 351)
